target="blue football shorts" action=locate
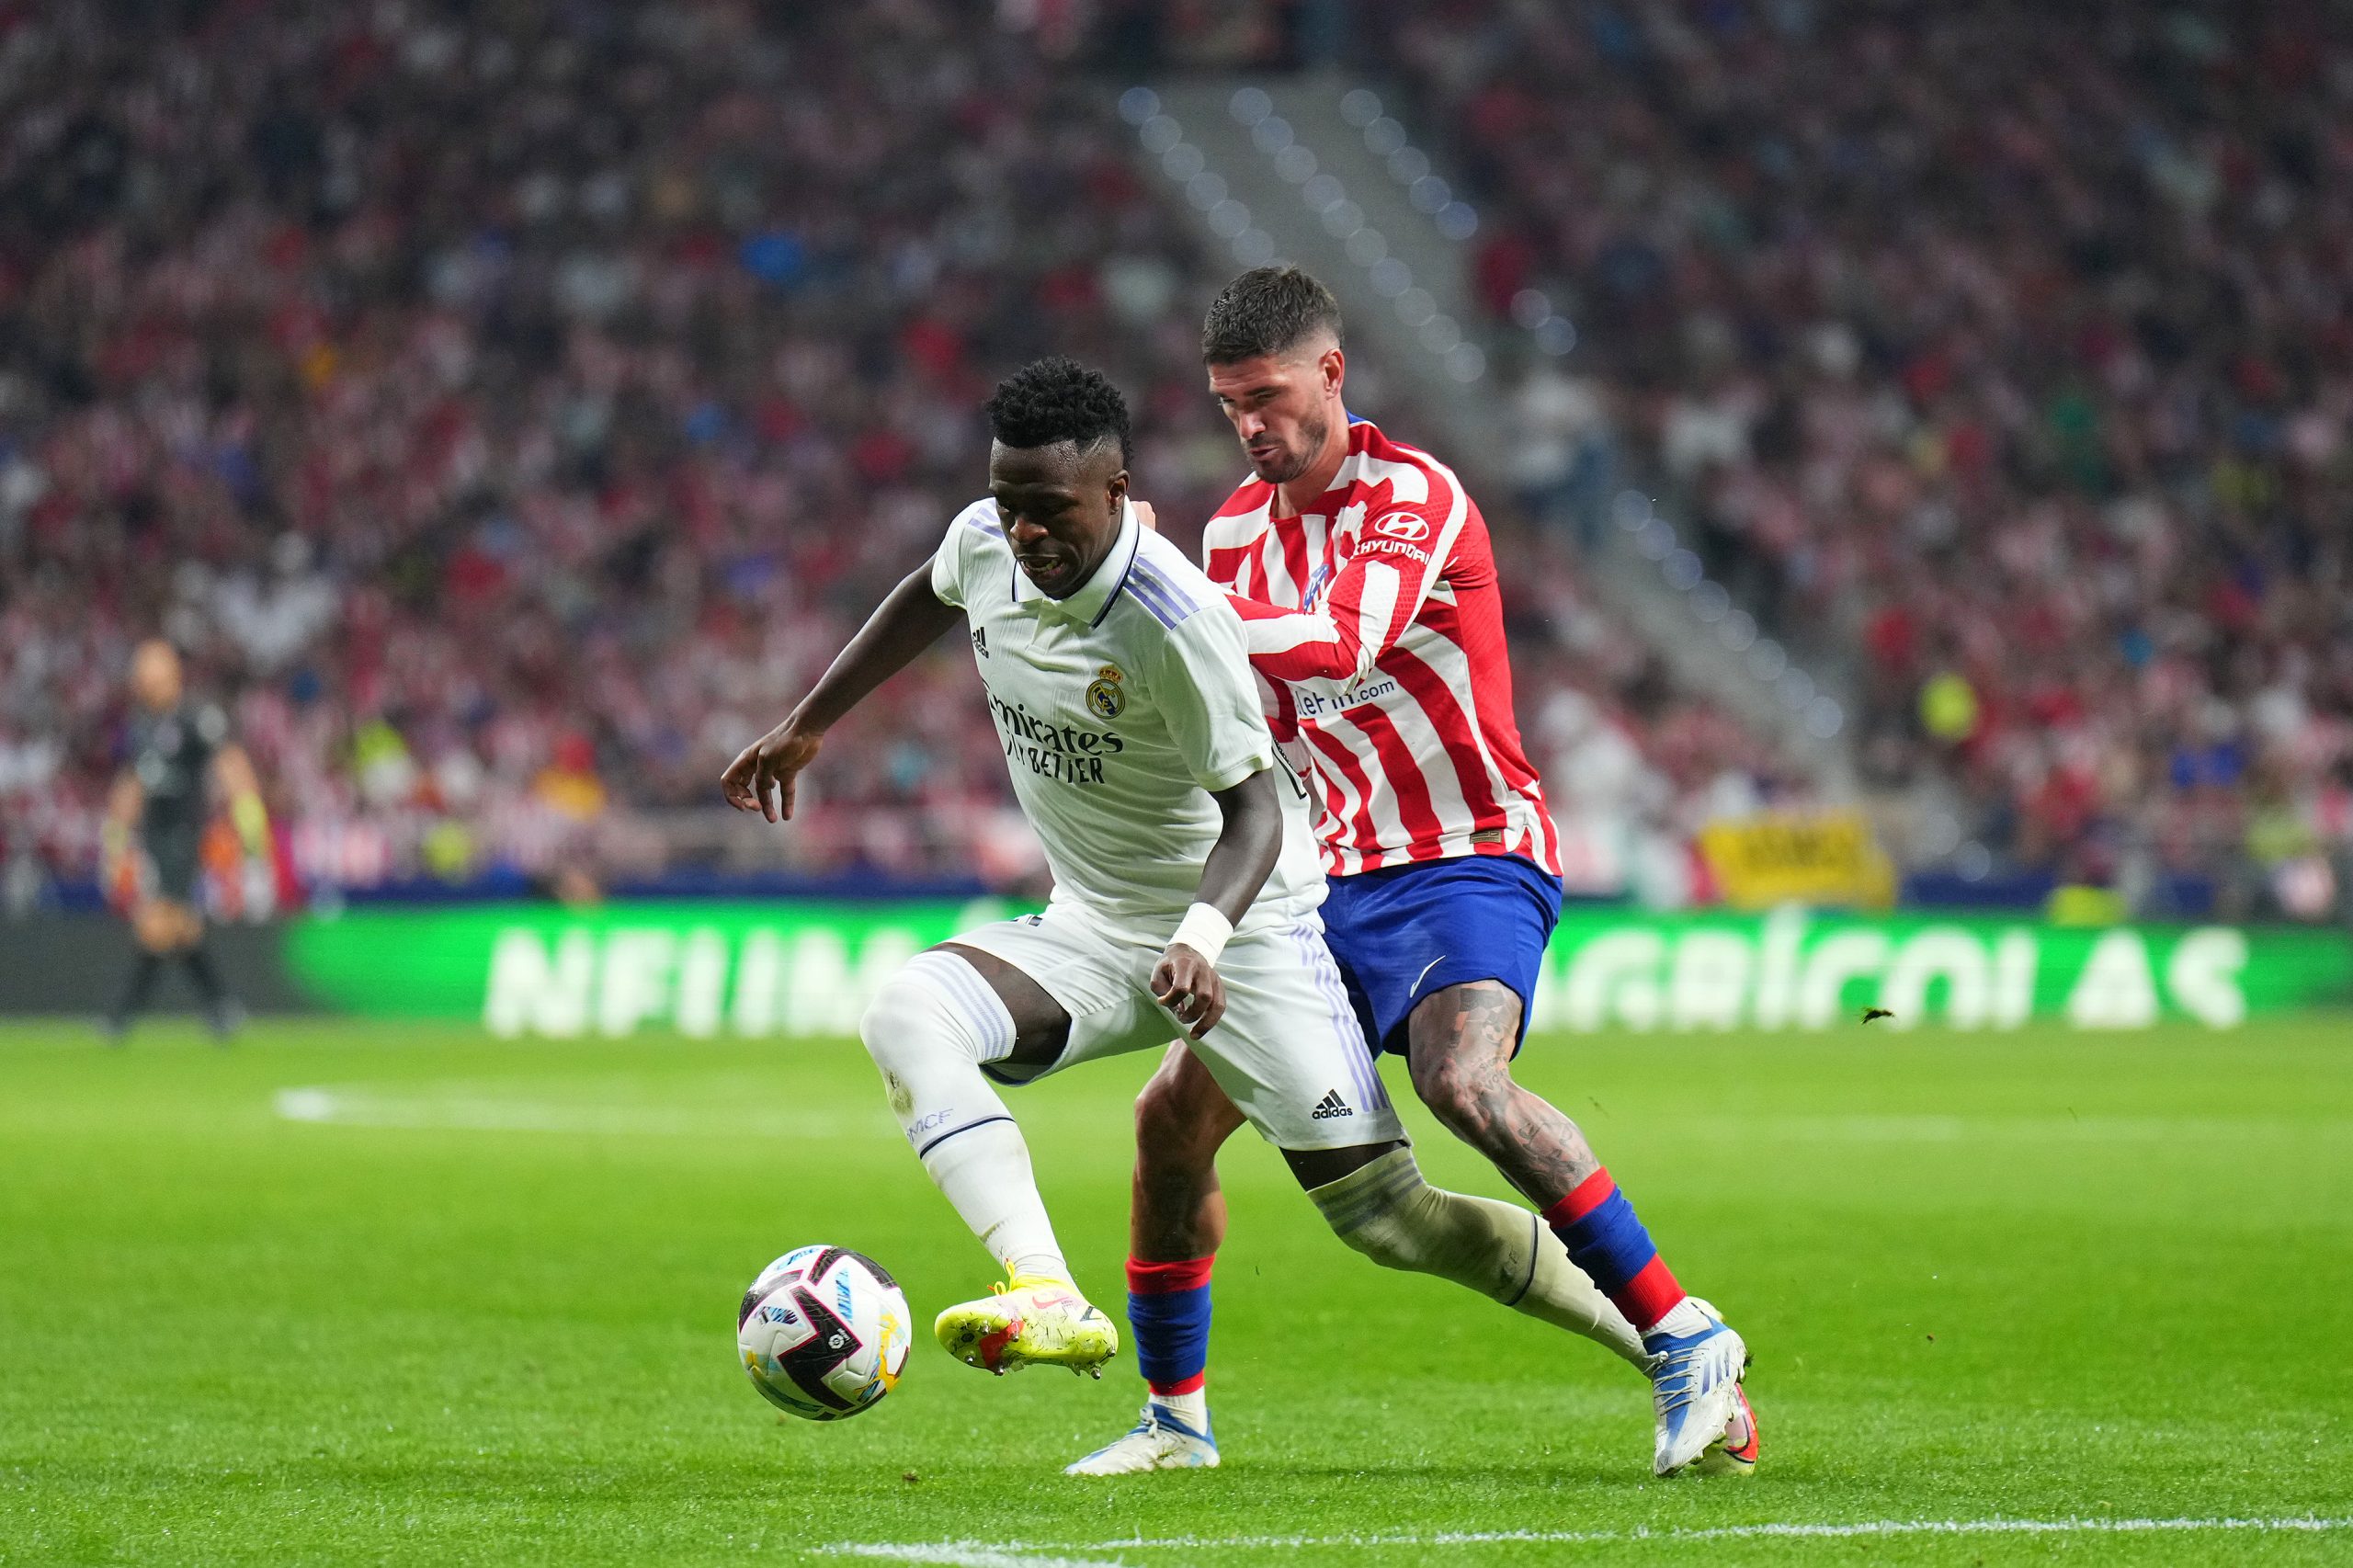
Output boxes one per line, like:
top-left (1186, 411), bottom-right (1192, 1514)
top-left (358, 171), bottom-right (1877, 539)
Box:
top-left (1320, 852), bottom-right (1564, 1059)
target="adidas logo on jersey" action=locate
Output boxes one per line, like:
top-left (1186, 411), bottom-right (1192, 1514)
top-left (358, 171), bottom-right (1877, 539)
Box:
top-left (1309, 1089), bottom-right (1352, 1120)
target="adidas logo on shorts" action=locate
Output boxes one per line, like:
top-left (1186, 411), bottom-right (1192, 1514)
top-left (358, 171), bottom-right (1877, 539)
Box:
top-left (1309, 1089), bottom-right (1352, 1120)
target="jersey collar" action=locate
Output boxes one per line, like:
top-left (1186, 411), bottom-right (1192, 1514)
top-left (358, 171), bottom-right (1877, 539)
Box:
top-left (1267, 419), bottom-right (1378, 521)
top-left (1009, 499), bottom-right (1140, 629)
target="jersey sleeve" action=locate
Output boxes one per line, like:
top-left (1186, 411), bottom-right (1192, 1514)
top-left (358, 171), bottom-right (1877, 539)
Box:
top-left (1253, 666), bottom-right (1299, 744)
top-left (1148, 597), bottom-right (1278, 793)
top-left (930, 502), bottom-right (1000, 610)
top-left (188, 702), bottom-right (228, 773)
top-left (1228, 488), bottom-right (1461, 686)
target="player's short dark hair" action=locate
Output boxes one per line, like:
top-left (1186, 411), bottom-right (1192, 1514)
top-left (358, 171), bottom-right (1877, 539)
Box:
top-left (1201, 267), bottom-right (1345, 364)
top-left (984, 357), bottom-right (1132, 465)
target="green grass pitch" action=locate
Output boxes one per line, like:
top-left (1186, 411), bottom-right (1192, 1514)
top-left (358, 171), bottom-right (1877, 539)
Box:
top-left (1, 1017), bottom-right (2347, 1566)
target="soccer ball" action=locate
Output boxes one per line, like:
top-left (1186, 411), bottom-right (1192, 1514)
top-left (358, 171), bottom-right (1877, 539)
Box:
top-left (737, 1244), bottom-right (910, 1421)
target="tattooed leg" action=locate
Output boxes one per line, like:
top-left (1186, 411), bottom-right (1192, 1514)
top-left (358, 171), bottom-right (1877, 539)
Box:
top-left (1394, 981), bottom-right (1649, 1363)
top-left (1404, 980), bottom-right (1599, 1206)
top-left (1407, 980), bottom-right (1699, 1337)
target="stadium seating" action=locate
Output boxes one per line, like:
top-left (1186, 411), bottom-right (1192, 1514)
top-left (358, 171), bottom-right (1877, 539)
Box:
top-left (12, 3), bottom-right (2340, 919)
top-left (0, 1), bottom-right (1774, 906)
top-left (1368, 0), bottom-right (2353, 916)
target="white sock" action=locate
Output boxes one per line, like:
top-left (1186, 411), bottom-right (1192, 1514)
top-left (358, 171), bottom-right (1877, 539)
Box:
top-left (1648, 1298), bottom-right (1711, 1339)
top-left (920, 1116), bottom-right (1070, 1283)
top-left (1520, 1225), bottom-right (1648, 1369)
top-left (1149, 1389), bottom-right (1209, 1428)
top-left (861, 953), bottom-right (1071, 1286)
top-left (1310, 1149), bottom-right (1648, 1369)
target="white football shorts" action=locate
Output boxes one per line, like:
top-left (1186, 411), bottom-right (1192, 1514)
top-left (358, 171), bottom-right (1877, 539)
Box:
top-left (946, 902), bottom-right (1406, 1152)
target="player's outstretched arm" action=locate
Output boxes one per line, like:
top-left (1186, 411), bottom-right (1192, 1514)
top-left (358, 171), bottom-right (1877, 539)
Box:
top-left (721, 565), bottom-right (961, 822)
top-left (1225, 544), bottom-right (1428, 687)
top-left (1151, 766), bottom-right (1281, 1040)
top-left (213, 744), bottom-right (270, 857)
top-left (1140, 493), bottom-right (1439, 690)
top-left (100, 771), bottom-right (142, 899)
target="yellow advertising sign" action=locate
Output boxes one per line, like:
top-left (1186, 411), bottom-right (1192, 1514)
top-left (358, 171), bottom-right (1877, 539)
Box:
top-left (1699, 811), bottom-right (1897, 910)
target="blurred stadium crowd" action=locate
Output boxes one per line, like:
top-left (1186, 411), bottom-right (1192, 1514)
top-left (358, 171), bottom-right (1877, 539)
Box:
top-left (1376, 0), bottom-right (2353, 917)
top-left (0, 1), bottom-right (2346, 922)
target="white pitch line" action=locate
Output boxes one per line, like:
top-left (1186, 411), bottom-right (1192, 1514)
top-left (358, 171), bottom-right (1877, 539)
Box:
top-left (835, 1548), bottom-right (1131, 1568)
top-left (271, 1085), bottom-right (857, 1138)
top-left (1679, 1115), bottom-right (2353, 1144)
top-left (827, 1516), bottom-right (2353, 1564)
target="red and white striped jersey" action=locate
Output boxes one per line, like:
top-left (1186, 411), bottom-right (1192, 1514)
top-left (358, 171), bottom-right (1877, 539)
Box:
top-left (1202, 417), bottom-right (1561, 879)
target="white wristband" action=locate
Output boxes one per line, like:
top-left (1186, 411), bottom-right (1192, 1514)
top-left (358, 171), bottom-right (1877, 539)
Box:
top-left (1169, 903), bottom-right (1233, 967)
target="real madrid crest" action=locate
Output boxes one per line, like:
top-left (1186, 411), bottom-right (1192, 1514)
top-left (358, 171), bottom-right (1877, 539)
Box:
top-left (1085, 664), bottom-right (1126, 720)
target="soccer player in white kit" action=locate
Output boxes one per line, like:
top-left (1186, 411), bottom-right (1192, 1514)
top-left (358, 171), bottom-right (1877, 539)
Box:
top-left (724, 358), bottom-right (1637, 1395)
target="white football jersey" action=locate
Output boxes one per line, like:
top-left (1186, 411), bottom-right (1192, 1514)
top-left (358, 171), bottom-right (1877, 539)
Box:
top-left (932, 497), bottom-right (1324, 937)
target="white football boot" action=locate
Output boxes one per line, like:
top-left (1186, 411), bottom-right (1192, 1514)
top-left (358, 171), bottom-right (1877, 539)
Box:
top-left (1065, 1403), bottom-right (1220, 1475)
top-left (933, 1273), bottom-right (1119, 1377)
top-left (1643, 1296), bottom-right (1751, 1475)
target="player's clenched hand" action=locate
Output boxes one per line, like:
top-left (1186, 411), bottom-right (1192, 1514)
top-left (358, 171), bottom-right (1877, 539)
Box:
top-left (721, 722), bottom-right (824, 822)
top-left (1151, 944), bottom-right (1224, 1040)
top-left (1132, 500), bottom-right (1158, 532)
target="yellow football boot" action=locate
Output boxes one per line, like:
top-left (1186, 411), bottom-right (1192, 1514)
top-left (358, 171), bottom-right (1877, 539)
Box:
top-left (933, 1273), bottom-right (1120, 1377)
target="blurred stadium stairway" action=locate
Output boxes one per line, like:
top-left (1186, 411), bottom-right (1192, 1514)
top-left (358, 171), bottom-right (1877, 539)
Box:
top-left (1131, 74), bottom-right (1855, 791)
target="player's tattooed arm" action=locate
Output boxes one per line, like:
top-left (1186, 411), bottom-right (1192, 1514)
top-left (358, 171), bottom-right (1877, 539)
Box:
top-left (722, 565), bottom-right (961, 822)
top-left (1407, 981), bottom-right (1603, 1206)
top-left (1152, 767), bottom-right (1282, 1039)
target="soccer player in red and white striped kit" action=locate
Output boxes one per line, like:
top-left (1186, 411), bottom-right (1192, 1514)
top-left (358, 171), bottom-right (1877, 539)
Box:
top-left (1069, 268), bottom-right (1757, 1479)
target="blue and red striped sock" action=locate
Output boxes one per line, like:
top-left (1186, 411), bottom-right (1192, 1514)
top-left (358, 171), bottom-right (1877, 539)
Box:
top-left (1541, 1168), bottom-right (1686, 1334)
top-left (1126, 1255), bottom-right (1213, 1397)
